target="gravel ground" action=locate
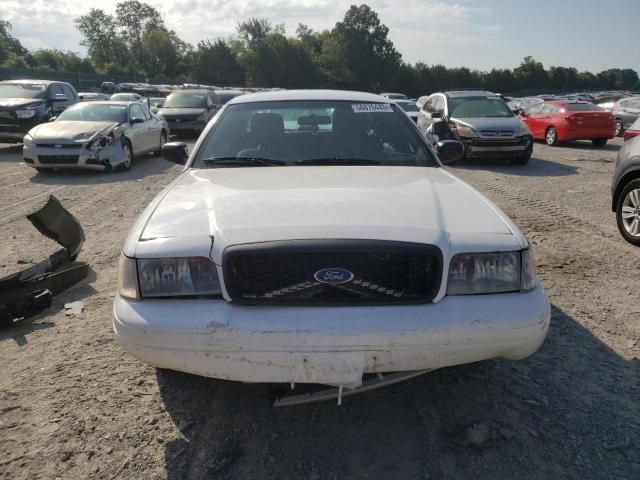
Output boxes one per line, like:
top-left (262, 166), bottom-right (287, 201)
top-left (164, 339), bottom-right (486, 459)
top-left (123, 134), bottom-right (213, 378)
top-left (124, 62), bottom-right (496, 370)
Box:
top-left (0, 138), bottom-right (638, 480)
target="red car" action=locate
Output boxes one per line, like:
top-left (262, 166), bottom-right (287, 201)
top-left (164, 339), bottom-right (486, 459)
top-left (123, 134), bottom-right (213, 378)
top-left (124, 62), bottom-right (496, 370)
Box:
top-left (520, 101), bottom-right (615, 147)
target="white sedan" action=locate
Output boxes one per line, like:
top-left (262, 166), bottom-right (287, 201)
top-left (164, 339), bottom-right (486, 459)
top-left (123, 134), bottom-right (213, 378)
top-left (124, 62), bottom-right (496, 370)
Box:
top-left (23, 101), bottom-right (168, 172)
top-left (114, 90), bottom-right (550, 402)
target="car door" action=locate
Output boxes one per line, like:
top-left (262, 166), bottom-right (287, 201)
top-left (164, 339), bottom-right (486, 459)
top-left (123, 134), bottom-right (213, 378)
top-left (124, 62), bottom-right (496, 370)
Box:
top-left (523, 103), bottom-right (544, 138)
top-left (140, 104), bottom-right (161, 151)
top-left (128, 104), bottom-right (148, 154)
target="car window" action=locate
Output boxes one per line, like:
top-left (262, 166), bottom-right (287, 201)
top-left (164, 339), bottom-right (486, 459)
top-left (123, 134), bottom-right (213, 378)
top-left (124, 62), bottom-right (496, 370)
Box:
top-left (164, 93), bottom-right (207, 108)
top-left (434, 96), bottom-right (444, 113)
top-left (540, 104), bottom-right (556, 114)
top-left (527, 104), bottom-right (544, 114)
top-left (141, 104), bottom-right (152, 120)
top-left (0, 82), bottom-right (48, 99)
top-left (60, 84), bottom-right (76, 100)
top-left (396, 101), bottom-right (418, 113)
top-left (130, 104), bottom-right (145, 122)
top-left (56, 103), bottom-right (127, 123)
top-left (449, 97), bottom-right (513, 118)
top-left (49, 84), bottom-right (64, 99)
top-left (627, 98), bottom-right (640, 109)
top-left (565, 103), bottom-right (603, 112)
top-left (193, 100), bottom-right (435, 168)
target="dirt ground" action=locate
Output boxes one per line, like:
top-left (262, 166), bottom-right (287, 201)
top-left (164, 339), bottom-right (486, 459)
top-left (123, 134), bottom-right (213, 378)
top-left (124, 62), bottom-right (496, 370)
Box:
top-left (1, 137), bottom-right (638, 480)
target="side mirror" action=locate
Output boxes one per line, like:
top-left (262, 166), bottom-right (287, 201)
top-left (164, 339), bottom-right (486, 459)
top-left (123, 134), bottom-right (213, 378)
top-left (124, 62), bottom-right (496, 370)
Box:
top-left (162, 142), bottom-right (188, 165)
top-left (436, 140), bottom-right (464, 165)
top-left (50, 95), bottom-right (68, 103)
top-left (48, 116), bottom-right (57, 122)
top-left (130, 117), bottom-right (145, 124)
top-left (431, 111), bottom-right (443, 119)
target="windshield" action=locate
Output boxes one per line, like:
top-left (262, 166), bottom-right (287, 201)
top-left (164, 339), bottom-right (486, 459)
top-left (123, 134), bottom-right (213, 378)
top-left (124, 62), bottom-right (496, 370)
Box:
top-left (193, 100), bottom-right (434, 168)
top-left (57, 103), bottom-right (127, 123)
top-left (396, 101), bottom-right (418, 112)
top-left (163, 93), bottom-right (206, 108)
top-left (0, 82), bottom-right (47, 99)
top-left (565, 103), bottom-right (603, 112)
top-left (449, 97), bottom-right (514, 118)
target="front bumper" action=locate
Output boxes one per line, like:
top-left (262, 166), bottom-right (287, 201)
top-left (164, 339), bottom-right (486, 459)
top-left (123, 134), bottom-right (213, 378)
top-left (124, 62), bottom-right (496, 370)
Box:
top-left (23, 142), bottom-right (128, 171)
top-left (164, 119), bottom-right (205, 134)
top-left (0, 118), bottom-right (41, 142)
top-left (113, 283), bottom-right (551, 387)
top-left (462, 135), bottom-right (532, 158)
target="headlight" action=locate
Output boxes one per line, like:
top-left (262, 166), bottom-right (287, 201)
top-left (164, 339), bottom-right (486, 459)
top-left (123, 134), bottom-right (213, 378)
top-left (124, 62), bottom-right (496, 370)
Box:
top-left (23, 134), bottom-right (34, 147)
top-left (87, 135), bottom-right (114, 150)
top-left (516, 123), bottom-right (531, 136)
top-left (15, 109), bottom-right (36, 119)
top-left (118, 254), bottom-right (140, 300)
top-left (137, 257), bottom-right (221, 297)
top-left (447, 249), bottom-right (537, 295)
top-left (453, 123), bottom-right (478, 138)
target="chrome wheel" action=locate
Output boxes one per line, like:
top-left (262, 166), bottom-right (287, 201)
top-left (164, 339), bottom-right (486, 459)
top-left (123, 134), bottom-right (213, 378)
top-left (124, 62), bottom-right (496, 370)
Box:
top-left (621, 188), bottom-right (640, 237)
top-left (545, 128), bottom-right (557, 145)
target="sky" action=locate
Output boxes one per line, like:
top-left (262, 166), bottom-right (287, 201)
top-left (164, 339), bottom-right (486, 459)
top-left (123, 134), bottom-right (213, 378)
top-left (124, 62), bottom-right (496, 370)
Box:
top-left (1, 0), bottom-right (639, 73)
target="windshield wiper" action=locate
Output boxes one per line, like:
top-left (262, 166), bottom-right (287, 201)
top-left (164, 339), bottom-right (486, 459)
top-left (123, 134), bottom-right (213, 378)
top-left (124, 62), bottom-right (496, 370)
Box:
top-left (296, 158), bottom-right (380, 166)
top-left (201, 156), bottom-right (286, 167)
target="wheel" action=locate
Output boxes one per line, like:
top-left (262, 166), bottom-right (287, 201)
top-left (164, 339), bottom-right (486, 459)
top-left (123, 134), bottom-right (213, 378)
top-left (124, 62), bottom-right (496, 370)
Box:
top-left (511, 145), bottom-right (532, 165)
top-left (154, 131), bottom-right (167, 155)
top-left (616, 179), bottom-right (640, 246)
top-left (545, 127), bottom-right (558, 146)
top-left (117, 141), bottom-right (133, 171)
top-left (614, 119), bottom-right (624, 137)
top-left (592, 138), bottom-right (607, 147)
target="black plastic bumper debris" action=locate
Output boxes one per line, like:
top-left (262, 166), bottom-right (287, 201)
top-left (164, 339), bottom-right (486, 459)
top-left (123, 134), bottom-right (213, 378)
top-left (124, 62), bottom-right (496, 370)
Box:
top-left (0, 196), bottom-right (88, 329)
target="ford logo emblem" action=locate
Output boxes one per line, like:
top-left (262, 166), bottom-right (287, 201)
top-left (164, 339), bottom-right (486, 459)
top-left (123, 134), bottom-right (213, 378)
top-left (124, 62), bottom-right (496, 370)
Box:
top-left (314, 268), bottom-right (354, 285)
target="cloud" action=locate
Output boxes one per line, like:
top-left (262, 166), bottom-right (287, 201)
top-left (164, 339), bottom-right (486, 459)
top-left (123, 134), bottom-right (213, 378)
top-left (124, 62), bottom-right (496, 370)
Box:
top-left (1, 0), bottom-right (500, 66)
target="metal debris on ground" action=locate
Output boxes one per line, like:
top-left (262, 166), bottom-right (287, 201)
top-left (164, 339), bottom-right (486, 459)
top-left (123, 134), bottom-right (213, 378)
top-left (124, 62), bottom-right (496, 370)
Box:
top-left (64, 301), bottom-right (85, 316)
top-left (0, 196), bottom-right (88, 329)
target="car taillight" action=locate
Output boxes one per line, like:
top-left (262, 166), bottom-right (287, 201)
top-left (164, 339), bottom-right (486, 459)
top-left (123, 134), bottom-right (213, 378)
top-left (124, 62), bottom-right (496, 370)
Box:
top-left (624, 130), bottom-right (640, 142)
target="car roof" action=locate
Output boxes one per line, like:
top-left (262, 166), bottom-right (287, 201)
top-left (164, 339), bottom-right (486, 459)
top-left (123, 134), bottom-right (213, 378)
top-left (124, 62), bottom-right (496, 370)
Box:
top-left (443, 90), bottom-right (496, 98)
top-left (0, 79), bottom-right (62, 86)
top-left (72, 101), bottom-right (136, 106)
top-left (170, 89), bottom-right (210, 95)
top-left (214, 89), bottom-right (244, 95)
top-left (228, 89), bottom-right (392, 105)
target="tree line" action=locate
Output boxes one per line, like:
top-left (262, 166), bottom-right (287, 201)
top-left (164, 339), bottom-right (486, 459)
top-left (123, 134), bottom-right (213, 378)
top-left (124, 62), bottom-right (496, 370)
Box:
top-left (1, 2), bottom-right (639, 96)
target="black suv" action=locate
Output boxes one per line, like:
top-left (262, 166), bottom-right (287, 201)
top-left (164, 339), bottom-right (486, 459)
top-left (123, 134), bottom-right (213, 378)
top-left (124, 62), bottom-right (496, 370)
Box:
top-left (0, 80), bottom-right (78, 143)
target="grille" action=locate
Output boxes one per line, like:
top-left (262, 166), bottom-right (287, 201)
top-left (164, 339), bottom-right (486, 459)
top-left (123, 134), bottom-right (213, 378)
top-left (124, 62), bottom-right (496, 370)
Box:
top-left (472, 138), bottom-right (527, 147)
top-left (223, 240), bottom-right (442, 305)
top-left (38, 155), bottom-right (79, 164)
top-left (35, 143), bottom-right (81, 149)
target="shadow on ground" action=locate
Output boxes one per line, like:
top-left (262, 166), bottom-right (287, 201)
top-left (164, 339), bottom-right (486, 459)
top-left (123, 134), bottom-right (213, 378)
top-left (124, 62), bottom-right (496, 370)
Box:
top-left (155, 305), bottom-right (639, 480)
top-left (447, 155), bottom-right (579, 177)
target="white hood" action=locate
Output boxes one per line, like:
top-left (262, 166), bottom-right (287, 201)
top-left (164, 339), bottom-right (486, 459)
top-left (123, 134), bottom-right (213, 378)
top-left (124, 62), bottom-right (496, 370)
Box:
top-left (127, 166), bottom-right (523, 262)
top-left (29, 121), bottom-right (118, 143)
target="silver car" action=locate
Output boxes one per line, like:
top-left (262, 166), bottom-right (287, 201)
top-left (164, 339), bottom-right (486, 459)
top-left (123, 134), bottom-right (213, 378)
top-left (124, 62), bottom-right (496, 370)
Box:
top-left (611, 96), bottom-right (640, 137)
top-left (611, 135), bottom-right (640, 245)
top-left (23, 101), bottom-right (168, 172)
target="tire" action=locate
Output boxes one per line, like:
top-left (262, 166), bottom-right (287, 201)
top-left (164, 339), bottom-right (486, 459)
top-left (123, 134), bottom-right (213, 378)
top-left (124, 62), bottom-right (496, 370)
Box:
top-left (545, 127), bottom-right (558, 146)
top-left (154, 131), bottom-right (167, 155)
top-left (592, 138), bottom-right (607, 147)
top-left (614, 119), bottom-right (624, 137)
top-left (117, 141), bottom-right (133, 172)
top-left (511, 145), bottom-right (532, 165)
top-left (616, 179), bottom-right (640, 246)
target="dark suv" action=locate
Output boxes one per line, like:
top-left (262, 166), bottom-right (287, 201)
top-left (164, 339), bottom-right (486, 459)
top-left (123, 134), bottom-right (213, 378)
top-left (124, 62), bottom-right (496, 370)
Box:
top-left (417, 90), bottom-right (533, 164)
top-left (0, 80), bottom-right (78, 143)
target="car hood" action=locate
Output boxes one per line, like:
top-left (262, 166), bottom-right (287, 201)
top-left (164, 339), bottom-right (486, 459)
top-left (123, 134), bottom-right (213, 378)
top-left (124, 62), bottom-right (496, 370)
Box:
top-left (129, 166), bottom-right (524, 262)
top-left (157, 107), bottom-right (206, 117)
top-left (451, 116), bottom-right (523, 133)
top-left (0, 98), bottom-right (44, 109)
top-left (29, 121), bottom-right (119, 143)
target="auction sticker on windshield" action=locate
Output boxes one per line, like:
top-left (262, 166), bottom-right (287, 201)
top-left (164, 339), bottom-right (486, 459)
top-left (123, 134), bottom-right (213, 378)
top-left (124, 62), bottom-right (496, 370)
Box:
top-left (352, 103), bottom-right (394, 113)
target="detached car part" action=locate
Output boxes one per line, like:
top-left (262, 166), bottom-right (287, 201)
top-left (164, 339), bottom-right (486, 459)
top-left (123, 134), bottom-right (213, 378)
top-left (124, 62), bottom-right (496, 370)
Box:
top-left (0, 196), bottom-right (88, 329)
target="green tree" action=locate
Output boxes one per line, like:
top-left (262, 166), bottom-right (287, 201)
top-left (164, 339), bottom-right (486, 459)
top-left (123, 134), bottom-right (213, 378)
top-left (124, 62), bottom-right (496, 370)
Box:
top-left (115, 0), bottom-right (163, 68)
top-left (191, 39), bottom-right (244, 86)
top-left (513, 56), bottom-right (548, 90)
top-left (75, 9), bottom-right (128, 69)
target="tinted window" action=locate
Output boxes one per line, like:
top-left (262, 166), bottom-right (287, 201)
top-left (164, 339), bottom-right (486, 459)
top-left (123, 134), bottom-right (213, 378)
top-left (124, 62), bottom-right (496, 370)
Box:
top-left (565, 103), bottom-right (603, 112)
top-left (0, 82), bottom-right (47, 99)
top-left (164, 93), bottom-right (207, 108)
top-left (193, 100), bottom-right (434, 167)
top-left (396, 101), bottom-right (418, 112)
top-left (49, 84), bottom-right (64, 98)
top-left (215, 92), bottom-right (242, 104)
top-left (60, 84), bottom-right (76, 100)
top-left (130, 104), bottom-right (145, 121)
top-left (56, 103), bottom-right (127, 123)
top-left (449, 97), bottom-right (513, 118)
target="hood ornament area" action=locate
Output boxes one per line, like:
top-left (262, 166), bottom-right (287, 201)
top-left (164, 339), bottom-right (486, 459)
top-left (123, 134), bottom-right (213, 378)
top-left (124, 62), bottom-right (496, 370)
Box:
top-left (314, 268), bottom-right (354, 285)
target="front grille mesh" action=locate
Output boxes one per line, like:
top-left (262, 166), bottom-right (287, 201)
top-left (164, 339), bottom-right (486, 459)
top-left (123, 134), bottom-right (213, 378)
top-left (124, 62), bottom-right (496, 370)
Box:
top-left (224, 241), bottom-right (442, 305)
top-left (38, 155), bottom-right (79, 164)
